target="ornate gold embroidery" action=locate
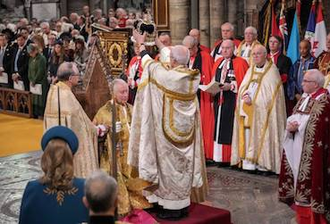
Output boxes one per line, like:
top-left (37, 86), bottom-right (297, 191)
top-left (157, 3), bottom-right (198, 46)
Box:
top-left (295, 94), bottom-right (327, 204)
top-left (311, 199), bottom-right (325, 213)
top-left (43, 187), bottom-right (78, 206)
top-left (162, 95), bottom-right (196, 148)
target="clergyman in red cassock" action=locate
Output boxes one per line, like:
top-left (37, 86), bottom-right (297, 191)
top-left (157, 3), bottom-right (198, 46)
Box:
top-left (212, 40), bottom-right (248, 165)
top-left (183, 35), bottom-right (214, 160)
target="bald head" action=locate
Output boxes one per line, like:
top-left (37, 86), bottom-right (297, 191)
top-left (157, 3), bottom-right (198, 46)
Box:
top-left (170, 45), bottom-right (190, 67)
top-left (252, 45), bottom-right (267, 66)
top-left (183, 35), bottom-right (198, 48)
top-left (221, 39), bottom-right (235, 58)
top-left (189, 29), bottom-right (200, 42)
top-left (183, 35), bottom-right (198, 57)
top-left (84, 170), bottom-right (118, 213)
top-left (57, 62), bottom-right (79, 81)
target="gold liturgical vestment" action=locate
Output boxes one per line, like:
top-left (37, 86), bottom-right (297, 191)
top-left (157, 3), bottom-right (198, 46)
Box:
top-left (93, 100), bottom-right (151, 215)
top-left (44, 82), bottom-right (99, 178)
top-left (231, 60), bottom-right (286, 173)
top-left (128, 48), bottom-right (205, 210)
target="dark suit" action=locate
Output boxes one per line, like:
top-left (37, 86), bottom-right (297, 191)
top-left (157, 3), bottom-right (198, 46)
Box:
top-left (11, 43), bottom-right (29, 90)
top-left (0, 44), bottom-right (13, 88)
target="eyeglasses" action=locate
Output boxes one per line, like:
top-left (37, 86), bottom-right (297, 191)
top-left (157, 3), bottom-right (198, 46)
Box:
top-left (302, 79), bottom-right (316, 83)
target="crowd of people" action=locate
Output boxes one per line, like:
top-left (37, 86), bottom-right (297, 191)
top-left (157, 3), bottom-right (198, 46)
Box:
top-left (0, 5), bottom-right (151, 118)
top-left (1, 4), bottom-right (330, 224)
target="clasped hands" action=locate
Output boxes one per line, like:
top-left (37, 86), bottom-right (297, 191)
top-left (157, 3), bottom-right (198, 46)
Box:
top-left (242, 92), bottom-right (252, 105)
top-left (286, 121), bottom-right (299, 133)
top-left (96, 122), bottom-right (122, 137)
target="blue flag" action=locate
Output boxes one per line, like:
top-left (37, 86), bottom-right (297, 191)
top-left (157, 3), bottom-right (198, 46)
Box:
top-left (304, 2), bottom-right (316, 40)
top-left (287, 12), bottom-right (300, 64)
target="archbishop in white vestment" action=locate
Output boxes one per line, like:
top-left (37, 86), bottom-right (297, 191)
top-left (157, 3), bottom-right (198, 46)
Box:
top-left (128, 44), bottom-right (203, 210)
top-left (231, 45), bottom-right (286, 174)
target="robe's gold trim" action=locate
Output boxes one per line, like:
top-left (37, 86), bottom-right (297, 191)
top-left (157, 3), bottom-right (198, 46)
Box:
top-left (255, 81), bottom-right (283, 161)
top-left (142, 58), bottom-right (154, 69)
top-left (162, 95), bottom-right (196, 147)
top-left (169, 98), bottom-right (195, 137)
top-left (236, 41), bottom-right (261, 65)
top-left (295, 94), bottom-right (327, 206)
top-left (237, 61), bottom-right (273, 159)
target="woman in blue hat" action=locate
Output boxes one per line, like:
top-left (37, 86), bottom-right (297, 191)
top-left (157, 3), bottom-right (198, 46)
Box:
top-left (19, 126), bottom-right (89, 224)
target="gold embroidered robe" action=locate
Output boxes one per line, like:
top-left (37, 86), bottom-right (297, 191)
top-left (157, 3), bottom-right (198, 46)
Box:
top-left (128, 48), bottom-right (204, 210)
top-left (43, 82), bottom-right (98, 178)
top-left (93, 100), bottom-right (151, 215)
top-left (236, 40), bottom-right (261, 65)
top-left (231, 60), bottom-right (287, 173)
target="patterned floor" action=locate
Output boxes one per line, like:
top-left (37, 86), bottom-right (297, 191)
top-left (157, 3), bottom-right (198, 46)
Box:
top-left (0, 152), bottom-right (295, 224)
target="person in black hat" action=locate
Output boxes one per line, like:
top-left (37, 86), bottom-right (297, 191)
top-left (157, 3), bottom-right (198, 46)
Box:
top-left (19, 126), bottom-right (89, 224)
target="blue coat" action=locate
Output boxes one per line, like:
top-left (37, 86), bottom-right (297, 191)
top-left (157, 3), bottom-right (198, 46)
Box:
top-left (19, 178), bottom-right (88, 224)
top-left (287, 56), bottom-right (315, 100)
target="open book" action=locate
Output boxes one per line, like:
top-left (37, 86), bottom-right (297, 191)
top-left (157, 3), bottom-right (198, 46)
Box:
top-left (30, 83), bottom-right (42, 95)
top-left (0, 72), bottom-right (8, 84)
top-left (199, 79), bottom-right (222, 95)
top-left (14, 81), bottom-right (25, 91)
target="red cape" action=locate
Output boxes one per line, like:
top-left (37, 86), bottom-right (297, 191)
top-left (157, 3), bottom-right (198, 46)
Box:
top-left (200, 44), bottom-right (211, 54)
top-left (198, 51), bottom-right (215, 160)
top-left (211, 56), bottom-right (249, 90)
top-left (208, 56), bottom-right (249, 160)
top-left (213, 39), bottom-right (241, 49)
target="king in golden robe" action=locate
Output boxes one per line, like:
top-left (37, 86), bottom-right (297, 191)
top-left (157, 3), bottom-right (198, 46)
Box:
top-left (93, 79), bottom-right (151, 216)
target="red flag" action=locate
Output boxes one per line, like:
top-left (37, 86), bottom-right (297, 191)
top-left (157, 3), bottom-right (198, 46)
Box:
top-left (313, 0), bottom-right (327, 57)
top-left (271, 2), bottom-right (281, 36)
top-left (296, 0), bottom-right (301, 30)
top-left (279, 1), bottom-right (289, 51)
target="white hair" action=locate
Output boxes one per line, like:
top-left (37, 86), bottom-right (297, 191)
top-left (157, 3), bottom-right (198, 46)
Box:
top-left (221, 22), bottom-right (234, 31)
top-left (112, 78), bottom-right (128, 94)
top-left (221, 39), bottom-right (235, 50)
top-left (40, 22), bottom-right (50, 28)
top-left (6, 23), bottom-right (17, 32)
top-left (307, 69), bottom-right (325, 87)
top-left (170, 45), bottom-right (190, 65)
top-left (245, 26), bottom-right (258, 36)
top-left (182, 35), bottom-right (198, 47)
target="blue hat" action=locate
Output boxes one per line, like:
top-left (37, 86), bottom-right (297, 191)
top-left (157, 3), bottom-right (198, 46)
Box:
top-left (41, 126), bottom-right (79, 155)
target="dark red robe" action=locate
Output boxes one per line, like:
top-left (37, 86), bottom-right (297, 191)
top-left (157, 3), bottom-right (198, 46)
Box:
top-left (192, 50), bottom-right (214, 160)
top-left (279, 88), bottom-right (330, 223)
top-left (211, 56), bottom-right (248, 162)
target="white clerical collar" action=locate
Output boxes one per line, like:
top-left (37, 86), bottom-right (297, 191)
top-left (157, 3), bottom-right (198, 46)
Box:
top-left (298, 94), bottom-right (311, 112)
top-left (254, 63), bottom-right (266, 72)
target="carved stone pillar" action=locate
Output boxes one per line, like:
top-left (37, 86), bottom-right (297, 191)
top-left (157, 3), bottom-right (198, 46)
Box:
top-left (199, 0), bottom-right (210, 48)
top-left (228, 0), bottom-right (238, 35)
top-left (169, 0), bottom-right (190, 44)
top-left (245, 0), bottom-right (262, 28)
top-left (209, 0), bottom-right (225, 46)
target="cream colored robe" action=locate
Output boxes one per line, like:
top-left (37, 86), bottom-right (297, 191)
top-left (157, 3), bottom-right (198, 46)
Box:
top-left (44, 81), bottom-right (98, 178)
top-left (237, 40), bottom-right (261, 65)
top-left (231, 60), bottom-right (286, 174)
top-left (128, 49), bottom-right (203, 210)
